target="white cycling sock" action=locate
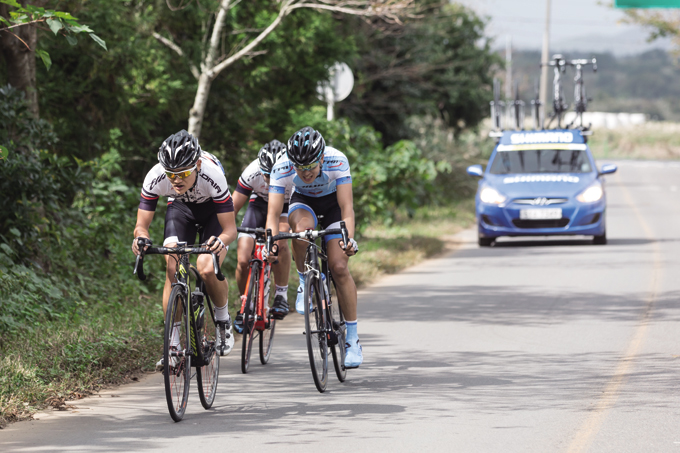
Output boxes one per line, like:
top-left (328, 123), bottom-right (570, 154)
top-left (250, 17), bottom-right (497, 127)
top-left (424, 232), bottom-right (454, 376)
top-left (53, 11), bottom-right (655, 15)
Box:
top-left (345, 320), bottom-right (358, 342)
top-left (275, 285), bottom-right (288, 301)
top-left (171, 322), bottom-right (181, 348)
top-left (214, 303), bottom-right (230, 322)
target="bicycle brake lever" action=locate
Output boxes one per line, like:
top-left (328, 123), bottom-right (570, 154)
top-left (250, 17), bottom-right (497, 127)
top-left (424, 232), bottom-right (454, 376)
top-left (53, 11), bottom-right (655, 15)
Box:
top-left (212, 252), bottom-right (225, 281)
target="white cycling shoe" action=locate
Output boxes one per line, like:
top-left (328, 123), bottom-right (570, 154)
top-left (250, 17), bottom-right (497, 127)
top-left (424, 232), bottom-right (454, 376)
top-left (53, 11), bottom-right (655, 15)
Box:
top-left (344, 338), bottom-right (363, 369)
top-left (216, 320), bottom-right (234, 356)
top-left (155, 348), bottom-right (180, 371)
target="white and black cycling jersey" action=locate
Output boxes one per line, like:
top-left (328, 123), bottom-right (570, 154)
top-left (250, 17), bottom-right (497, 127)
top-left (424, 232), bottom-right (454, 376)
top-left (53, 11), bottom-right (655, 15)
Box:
top-left (235, 159), bottom-right (292, 203)
top-left (139, 154), bottom-right (234, 213)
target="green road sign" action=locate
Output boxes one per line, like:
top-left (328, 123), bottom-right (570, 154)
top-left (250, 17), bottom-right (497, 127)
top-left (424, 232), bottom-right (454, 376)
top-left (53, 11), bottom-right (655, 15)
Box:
top-left (616, 0), bottom-right (680, 7)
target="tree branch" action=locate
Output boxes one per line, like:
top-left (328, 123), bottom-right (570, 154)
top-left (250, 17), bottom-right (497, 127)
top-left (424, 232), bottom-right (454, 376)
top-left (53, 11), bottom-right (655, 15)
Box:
top-left (0, 18), bottom-right (46, 31)
top-left (152, 32), bottom-right (200, 79)
top-left (208, 0), bottom-right (293, 79)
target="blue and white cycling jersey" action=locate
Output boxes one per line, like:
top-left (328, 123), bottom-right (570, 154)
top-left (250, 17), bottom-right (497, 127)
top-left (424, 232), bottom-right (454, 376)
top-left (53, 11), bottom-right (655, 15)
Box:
top-left (269, 146), bottom-right (352, 198)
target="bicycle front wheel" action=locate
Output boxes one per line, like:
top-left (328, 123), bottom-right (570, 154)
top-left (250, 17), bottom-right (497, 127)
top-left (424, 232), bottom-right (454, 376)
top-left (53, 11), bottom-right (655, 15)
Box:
top-left (329, 279), bottom-right (347, 383)
top-left (196, 282), bottom-right (219, 410)
top-left (259, 313), bottom-right (276, 365)
top-left (304, 272), bottom-right (328, 393)
top-left (241, 262), bottom-right (259, 374)
top-left (164, 286), bottom-right (191, 422)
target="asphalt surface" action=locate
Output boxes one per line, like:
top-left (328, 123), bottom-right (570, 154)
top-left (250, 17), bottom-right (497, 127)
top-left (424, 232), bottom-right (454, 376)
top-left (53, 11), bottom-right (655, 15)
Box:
top-left (2, 160), bottom-right (680, 452)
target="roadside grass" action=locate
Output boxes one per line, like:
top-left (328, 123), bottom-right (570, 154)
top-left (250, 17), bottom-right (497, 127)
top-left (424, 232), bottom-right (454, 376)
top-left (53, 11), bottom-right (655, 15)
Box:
top-left (351, 200), bottom-right (475, 287)
top-left (589, 122), bottom-right (680, 160)
top-left (0, 200), bottom-right (474, 427)
top-left (0, 296), bottom-right (163, 426)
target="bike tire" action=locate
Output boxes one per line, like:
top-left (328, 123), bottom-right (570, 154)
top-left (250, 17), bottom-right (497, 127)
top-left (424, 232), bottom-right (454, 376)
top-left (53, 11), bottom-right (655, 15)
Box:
top-left (196, 280), bottom-right (219, 410)
top-left (241, 261), bottom-right (259, 374)
top-left (328, 277), bottom-right (347, 383)
top-left (164, 285), bottom-right (191, 422)
top-left (304, 272), bottom-right (328, 393)
top-left (259, 313), bottom-right (276, 365)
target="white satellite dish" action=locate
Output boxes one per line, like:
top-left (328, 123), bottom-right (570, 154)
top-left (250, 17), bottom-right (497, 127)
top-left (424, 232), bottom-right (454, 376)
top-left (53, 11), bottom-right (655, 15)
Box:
top-left (316, 62), bottom-right (354, 120)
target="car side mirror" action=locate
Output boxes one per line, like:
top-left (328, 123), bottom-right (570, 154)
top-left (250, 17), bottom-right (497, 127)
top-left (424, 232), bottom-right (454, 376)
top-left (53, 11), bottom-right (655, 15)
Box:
top-left (467, 164), bottom-right (484, 178)
top-left (599, 164), bottom-right (617, 175)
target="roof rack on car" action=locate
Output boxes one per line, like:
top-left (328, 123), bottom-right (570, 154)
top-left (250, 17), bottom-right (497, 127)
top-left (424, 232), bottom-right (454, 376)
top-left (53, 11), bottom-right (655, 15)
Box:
top-left (489, 54), bottom-right (598, 141)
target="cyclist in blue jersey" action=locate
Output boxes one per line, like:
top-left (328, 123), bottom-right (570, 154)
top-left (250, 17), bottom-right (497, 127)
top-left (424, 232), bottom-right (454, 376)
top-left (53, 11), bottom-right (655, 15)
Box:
top-left (132, 130), bottom-right (237, 369)
top-left (265, 126), bottom-right (363, 368)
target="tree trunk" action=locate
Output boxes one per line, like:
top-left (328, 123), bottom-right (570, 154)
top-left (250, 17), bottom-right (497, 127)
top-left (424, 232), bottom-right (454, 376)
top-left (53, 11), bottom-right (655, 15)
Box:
top-left (0, 2), bottom-right (39, 118)
top-left (188, 72), bottom-right (212, 138)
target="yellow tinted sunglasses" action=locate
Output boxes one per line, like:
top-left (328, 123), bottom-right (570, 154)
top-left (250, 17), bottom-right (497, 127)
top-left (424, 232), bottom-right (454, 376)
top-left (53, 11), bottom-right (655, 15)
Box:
top-left (165, 164), bottom-right (197, 180)
top-left (294, 161), bottom-right (320, 172)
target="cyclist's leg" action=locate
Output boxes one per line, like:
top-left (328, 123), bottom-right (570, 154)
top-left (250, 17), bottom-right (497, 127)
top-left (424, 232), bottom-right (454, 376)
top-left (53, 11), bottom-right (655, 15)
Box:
top-left (288, 201), bottom-right (317, 273)
top-left (236, 235), bottom-right (255, 295)
top-left (288, 200), bottom-right (317, 314)
top-left (195, 203), bottom-right (233, 355)
top-left (162, 201), bottom-right (197, 317)
top-left (271, 211), bottom-right (291, 316)
top-left (272, 213), bottom-right (291, 287)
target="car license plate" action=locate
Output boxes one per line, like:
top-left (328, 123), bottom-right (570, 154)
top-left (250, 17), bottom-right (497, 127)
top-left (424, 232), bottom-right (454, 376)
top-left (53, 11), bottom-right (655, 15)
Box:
top-left (519, 208), bottom-right (562, 220)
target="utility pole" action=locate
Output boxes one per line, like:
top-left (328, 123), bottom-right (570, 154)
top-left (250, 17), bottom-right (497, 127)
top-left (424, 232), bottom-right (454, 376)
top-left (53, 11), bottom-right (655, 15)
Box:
top-left (539, 0), bottom-right (551, 110)
top-left (505, 35), bottom-right (512, 100)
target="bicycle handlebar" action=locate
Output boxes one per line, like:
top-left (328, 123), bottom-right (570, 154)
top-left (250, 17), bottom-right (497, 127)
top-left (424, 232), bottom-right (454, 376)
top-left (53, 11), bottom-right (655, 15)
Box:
top-left (133, 239), bottom-right (225, 282)
top-left (267, 221), bottom-right (350, 250)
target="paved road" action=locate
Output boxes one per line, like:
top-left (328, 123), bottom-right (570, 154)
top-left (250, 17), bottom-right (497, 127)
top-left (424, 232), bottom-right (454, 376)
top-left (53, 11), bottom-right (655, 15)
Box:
top-left (3, 160), bottom-right (680, 452)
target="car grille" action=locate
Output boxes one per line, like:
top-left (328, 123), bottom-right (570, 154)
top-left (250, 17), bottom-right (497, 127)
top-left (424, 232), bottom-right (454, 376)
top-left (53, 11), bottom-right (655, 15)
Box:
top-left (512, 218), bottom-right (570, 229)
top-left (513, 197), bottom-right (568, 206)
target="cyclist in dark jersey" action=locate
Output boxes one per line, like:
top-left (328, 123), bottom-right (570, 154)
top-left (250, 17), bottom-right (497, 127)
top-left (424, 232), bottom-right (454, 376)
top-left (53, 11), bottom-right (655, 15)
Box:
top-left (232, 140), bottom-right (293, 332)
top-left (132, 130), bottom-right (238, 368)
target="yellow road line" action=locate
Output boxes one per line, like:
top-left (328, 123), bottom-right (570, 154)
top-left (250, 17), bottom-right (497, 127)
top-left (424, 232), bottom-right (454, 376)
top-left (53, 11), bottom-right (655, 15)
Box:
top-left (566, 171), bottom-right (662, 453)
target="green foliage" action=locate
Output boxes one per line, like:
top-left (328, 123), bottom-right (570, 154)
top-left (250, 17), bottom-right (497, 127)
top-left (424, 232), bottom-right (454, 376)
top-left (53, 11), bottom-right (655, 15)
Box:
top-left (339, 2), bottom-right (500, 145)
top-left (288, 106), bottom-right (438, 224)
top-left (0, 0), bottom-right (107, 70)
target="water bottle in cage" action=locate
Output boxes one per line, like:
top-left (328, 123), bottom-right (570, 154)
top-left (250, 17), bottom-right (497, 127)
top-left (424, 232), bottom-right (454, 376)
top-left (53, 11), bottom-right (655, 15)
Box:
top-left (263, 265), bottom-right (271, 306)
top-left (191, 290), bottom-right (205, 331)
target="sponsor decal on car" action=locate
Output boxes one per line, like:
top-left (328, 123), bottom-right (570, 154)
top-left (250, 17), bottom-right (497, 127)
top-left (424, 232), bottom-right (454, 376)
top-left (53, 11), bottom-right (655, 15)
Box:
top-left (503, 174), bottom-right (580, 184)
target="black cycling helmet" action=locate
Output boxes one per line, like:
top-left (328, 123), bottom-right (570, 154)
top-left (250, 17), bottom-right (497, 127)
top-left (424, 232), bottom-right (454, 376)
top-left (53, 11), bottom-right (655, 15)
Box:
top-left (287, 126), bottom-right (325, 167)
top-left (158, 130), bottom-right (202, 170)
top-left (257, 139), bottom-right (286, 175)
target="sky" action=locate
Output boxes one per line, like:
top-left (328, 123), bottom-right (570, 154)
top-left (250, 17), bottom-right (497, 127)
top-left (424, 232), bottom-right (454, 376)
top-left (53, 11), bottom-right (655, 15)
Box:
top-left (455, 0), bottom-right (672, 55)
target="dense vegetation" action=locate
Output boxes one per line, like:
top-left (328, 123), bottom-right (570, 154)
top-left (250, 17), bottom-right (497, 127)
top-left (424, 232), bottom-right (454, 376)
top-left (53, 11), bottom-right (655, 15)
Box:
top-left (0, 0), bottom-right (496, 424)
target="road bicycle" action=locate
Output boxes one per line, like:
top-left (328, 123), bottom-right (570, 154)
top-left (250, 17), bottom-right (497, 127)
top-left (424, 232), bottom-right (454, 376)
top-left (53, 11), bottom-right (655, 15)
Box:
top-left (567, 58), bottom-right (597, 130)
top-left (133, 239), bottom-right (225, 422)
top-left (268, 220), bottom-right (349, 393)
top-left (542, 54), bottom-right (597, 130)
top-left (236, 226), bottom-right (277, 374)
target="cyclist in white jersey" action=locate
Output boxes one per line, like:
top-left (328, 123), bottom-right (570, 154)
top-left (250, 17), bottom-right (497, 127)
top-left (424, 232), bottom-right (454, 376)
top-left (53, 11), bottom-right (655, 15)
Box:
top-left (265, 127), bottom-right (363, 368)
top-left (132, 130), bottom-right (237, 368)
top-left (232, 140), bottom-right (293, 331)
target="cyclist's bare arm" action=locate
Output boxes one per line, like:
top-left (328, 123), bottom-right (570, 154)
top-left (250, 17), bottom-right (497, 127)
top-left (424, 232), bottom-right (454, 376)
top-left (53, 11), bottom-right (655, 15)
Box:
top-left (232, 191), bottom-right (249, 217)
top-left (336, 183), bottom-right (357, 256)
top-left (132, 209), bottom-right (155, 255)
top-left (265, 192), bottom-right (285, 238)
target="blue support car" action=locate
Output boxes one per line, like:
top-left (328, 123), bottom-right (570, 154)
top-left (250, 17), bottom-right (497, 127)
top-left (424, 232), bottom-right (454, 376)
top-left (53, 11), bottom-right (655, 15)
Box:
top-left (467, 129), bottom-right (617, 246)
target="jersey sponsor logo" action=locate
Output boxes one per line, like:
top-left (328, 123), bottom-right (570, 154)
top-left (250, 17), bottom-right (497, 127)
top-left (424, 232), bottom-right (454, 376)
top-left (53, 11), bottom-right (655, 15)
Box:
top-left (200, 172), bottom-right (222, 193)
top-left (148, 174), bottom-right (166, 191)
top-left (509, 132), bottom-right (574, 145)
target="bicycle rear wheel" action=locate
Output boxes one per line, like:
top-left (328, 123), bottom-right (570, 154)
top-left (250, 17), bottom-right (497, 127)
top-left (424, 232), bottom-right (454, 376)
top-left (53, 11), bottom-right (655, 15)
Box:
top-left (164, 286), bottom-right (191, 422)
top-left (304, 272), bottom-right (328, 392)
top-left (328, 278), bottom-right (347, 383)
top-left (196, 283), bottom-right (219, 409)
top-left (241, 262), bottom-right (259, 374)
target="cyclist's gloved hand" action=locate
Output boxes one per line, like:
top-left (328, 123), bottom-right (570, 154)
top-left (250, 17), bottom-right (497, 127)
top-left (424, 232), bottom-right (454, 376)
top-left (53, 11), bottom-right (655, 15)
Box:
top-left (340, 238), bottom-right (359, 256)
top-left (132, 237), bottom-right (152, 256)
top-left (207, 236), bottom-right (227, 254)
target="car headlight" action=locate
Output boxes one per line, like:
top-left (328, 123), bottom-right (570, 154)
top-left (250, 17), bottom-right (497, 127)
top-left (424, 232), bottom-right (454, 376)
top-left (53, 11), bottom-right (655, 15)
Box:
top-left (576, 182), bottom-right (603, 203)
top-left (480, 187), bottom-right (507, 204)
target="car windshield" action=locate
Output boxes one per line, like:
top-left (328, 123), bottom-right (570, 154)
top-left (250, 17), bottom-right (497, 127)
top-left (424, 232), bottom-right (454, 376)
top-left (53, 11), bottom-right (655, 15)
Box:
top-left (489, 149), bottom-right (592, 174)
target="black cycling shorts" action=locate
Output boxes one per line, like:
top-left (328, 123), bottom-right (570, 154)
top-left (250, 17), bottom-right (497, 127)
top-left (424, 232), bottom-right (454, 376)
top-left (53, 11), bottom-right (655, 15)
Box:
top-left (239, 197), bottom-right (289, 239)
top-left (164, 201), bottom-right (222, 246)
top-left (289, 192), bottom-right (342, 241)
